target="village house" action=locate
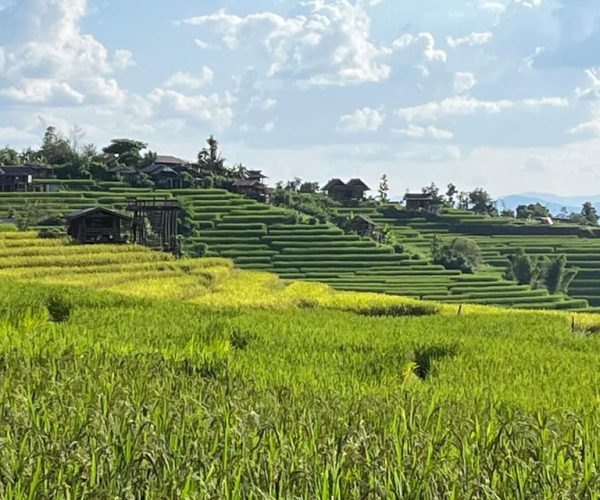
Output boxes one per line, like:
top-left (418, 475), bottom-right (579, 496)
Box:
top-left (67, 207), bottom-right (132, 244)
top-left (323, 178), bottom-right (370, 203)
top-left (403, 193), bottom-right (439, 213)
top-left (142, 164), bottom-right (183, 189)
top-left (346, 215), bottom-right (386, 243)
top-left (0, 165), bottom-right (54, 192)
top-left (233, 170), bottom-right (270, 202)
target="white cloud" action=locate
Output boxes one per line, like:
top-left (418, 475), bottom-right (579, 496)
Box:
top-left (338, 107), bottom-right (384, 133)
top-left (447, 32), bottom-right (493, 48)
top-left (0, 79), bottom-right (84, 104)
top-left (453, 72), bottom-right (477, 94)
top-left (114, 49), bottom-right (136, 70)
top-left (145, 88), bottom-right (234, 131)
top-left (0, 0), bottom-right (126, 105)
top-left (262, 98), bottom-right (277, 110)
top-left (515, 0), bottom-right (543, 7)
top-left (397, 95), bottom-right (568, 122)
top-left (181, 4), bottom-right (446, 86)
top-left (392, 124), bottom-right (454, 140)
top-left (164, 67), bottom-right (214, 90)
top-left (478, 2), bottom-right (507, 15)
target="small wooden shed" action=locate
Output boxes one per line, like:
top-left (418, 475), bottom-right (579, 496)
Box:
top-left (67, 207), bottom-right (132, 244)
top-left (404, 193), bottom-right (438, 212)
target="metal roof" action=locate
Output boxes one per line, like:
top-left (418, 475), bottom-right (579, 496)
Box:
top-left (155, 155), bottom-right (187, 165)
top-left (66, 206), bottom-right (132, 221)
top-left (404, 193), bottom-right (435, 200)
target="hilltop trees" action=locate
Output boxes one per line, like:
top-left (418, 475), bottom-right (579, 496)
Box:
top-left (504, 249), bottom-right (577, 294)
top-left (581, 202), bottom-right (599, 226)
top-left (432, 236), bottom-right (482, 274)
top-left (516, 203), bottom-right (550, 220)
top-left (378, 174), bottom-right (390, 202)
top-left (469, 188), bottom-right (497, 216)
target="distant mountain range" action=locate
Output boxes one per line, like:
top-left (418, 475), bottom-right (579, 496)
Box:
top-left (497, 193), bottom-right (600, 216)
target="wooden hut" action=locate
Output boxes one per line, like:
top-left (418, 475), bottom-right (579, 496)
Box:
top-left (67, 207), bottom-right (131, 244)
top-left (403, 193), bottom-right (438, 212)
top-left (233, 170), bottom-right (270, 202)
top-left (323, 178), bottom-right (370, 203)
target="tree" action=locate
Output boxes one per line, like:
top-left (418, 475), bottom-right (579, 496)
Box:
top-left (543, 254), bottom-right (577, 294)
top-left (446, 183), bottom-right (458, 207)
top-left (432, 237), bottom-right (482, 274)
top-left (0, 147), bottom-right (20, 165)
top-left (102, 139), bottom-right (147, 168)
top-left (500, 209), bottom-right (515, 218)
top-left (421, 182), bottom-right (443, 203)
top-left (285, 177), bottom-right (302, 191)
top-left (469, 188), bottom-right (497, 216)
top-left (41, 126), bottom-right (74, 165)
top-left (504, 249), bottom-right (543, 286)
top-left (197, 135), bottom-right (226, 176)
top-left (516, 203), bottom-right (550, 220)
top-left (378, 174), bottom-right (390, 202)
top-left (300, 181), bottom-right (320, 194)
top-left (581, 202), bottom-right (599, 226)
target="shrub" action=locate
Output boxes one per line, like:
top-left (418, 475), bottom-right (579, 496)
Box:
top-left (432, 237), bottom-right (482, 274)
top-left (46, 295), bottom-right (73, 323)
top-left (0, 223), bottom-right (18, 232)
top-left (355, 303), bottom-right (440, 317)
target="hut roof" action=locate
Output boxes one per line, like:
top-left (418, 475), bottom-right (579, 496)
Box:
top-left (155, 155), bottom-right (187, 166)
top-left (66, 207), bottom-right (132, 221)
top-left (246, 170), bottom-right (268, 179)
top-left (323, 178), bottom-right (346, 190)
top-left (0, 165), bottom-right (36, 176)
top-left (143, 164), bottom-right (180, 176)
top-left (404, 193), bottom-right (434, 201)
top-left (346, 178), bottom-right (370, 190)
top-left (233, 179), bottom-right (266, 188)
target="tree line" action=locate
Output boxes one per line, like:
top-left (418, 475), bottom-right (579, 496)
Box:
top-left (0, 128), bottom-right (248, 189)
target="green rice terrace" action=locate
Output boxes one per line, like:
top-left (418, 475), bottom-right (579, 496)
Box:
top-left (1, 186), bottom-right (599, 311)
top-left (2, 229), bottom-right (600, 496)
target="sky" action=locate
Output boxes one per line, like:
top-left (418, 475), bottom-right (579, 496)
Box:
top-left (0, 0), bottom-right (599, 197)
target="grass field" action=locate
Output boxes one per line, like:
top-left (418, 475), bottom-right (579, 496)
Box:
top-left (0, 188), bottom-right (589, 310)
top-left (2, 231), bottom-right (600, 496)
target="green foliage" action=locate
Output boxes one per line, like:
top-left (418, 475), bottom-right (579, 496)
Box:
top-left (432, 236), bottom-right (482, 274)
top-left (45, 295), bottom-right (72, 323)
top-left (0, 223), bottom-right (17, 232)
top-left (505, 249), bottom-right (578, 295)
top-left (543, 254), bottom-right (577, 294)
top-left (516, 203), bottom-right (550, 220)
top-left (378, 174), bottom-right (390, 202)
top-left (504, 248), bottom-right (543, 286)
top-left (468, 188), bottom-right (497, 215)
top-left (581, 202), bottom-right (599, 226)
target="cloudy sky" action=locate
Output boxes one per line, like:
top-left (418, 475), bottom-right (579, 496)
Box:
top-left (0, 0), bottom-right (599, 196)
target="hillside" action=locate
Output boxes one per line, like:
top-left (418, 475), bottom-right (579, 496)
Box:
top-left (1, 231), bottom-right (600, 496)
top-left (0, 188), bottom-right (590, 311)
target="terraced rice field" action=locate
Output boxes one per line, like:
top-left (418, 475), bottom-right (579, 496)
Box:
top-left (371, 208), bottom-right (600, 309)
top-left (0, 189), bottom-right (588, 310)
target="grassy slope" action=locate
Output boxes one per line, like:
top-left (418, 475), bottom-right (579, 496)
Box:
top-left (0, 188), bottom-right (588, 310)
top-left (2, 233), bottom-right (600, 496)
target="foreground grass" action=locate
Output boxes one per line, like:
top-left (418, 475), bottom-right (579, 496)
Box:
top-left (1, 279), bottom-right (600, 498)
top-left (2, 233), bottom-right (600, 496)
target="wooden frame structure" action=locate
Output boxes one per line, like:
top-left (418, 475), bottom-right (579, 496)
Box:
top-left (127, 198), bottom-right (181, 254)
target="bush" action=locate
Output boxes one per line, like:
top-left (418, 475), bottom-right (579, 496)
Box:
top-left (46, 295), bottom-right (73, 323)
top-left (432, 237), bottom-right (482, 274)
top-left (0, 223), bottom-right (18, 232)
top-left (354, 303), bottom-right (441, 317)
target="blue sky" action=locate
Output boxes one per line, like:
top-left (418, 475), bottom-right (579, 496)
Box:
top-left (0, 0), bottom-right (599, 196)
